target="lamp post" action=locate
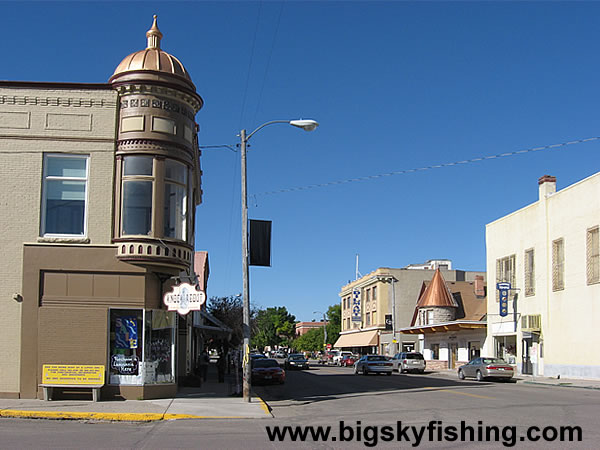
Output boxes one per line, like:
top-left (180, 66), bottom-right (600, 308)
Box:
top-left (313, 310), bottom-right (328, 352)
top-left (241, 119), bottom-right (318, 402)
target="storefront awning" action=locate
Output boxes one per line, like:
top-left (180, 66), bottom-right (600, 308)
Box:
top-left (399, 321), bottom-right (486, 334)
top-left (334, 330), bottom-right (379, 348)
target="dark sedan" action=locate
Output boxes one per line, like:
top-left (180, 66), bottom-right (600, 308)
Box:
top-left (251, 358), bottom-right (286, 384)
top-left (285, 354), bottom-right (309, 370)
top-left (458, 357), bottom-right (514, 381)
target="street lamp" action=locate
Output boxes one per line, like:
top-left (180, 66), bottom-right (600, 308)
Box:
top-left (313, 310), bottom-right (328, 352)
top-left (241, 119), bottom-right (319, 402)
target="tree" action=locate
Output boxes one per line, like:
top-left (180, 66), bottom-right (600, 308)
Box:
top-left (293, 327), bottom-right (324, 352)
top-left (207, 295), bottom-right (258, 353)
top-left (252, 306), bottom-right (296, 350)
top-left (326, 303), bottom-right (341, 345)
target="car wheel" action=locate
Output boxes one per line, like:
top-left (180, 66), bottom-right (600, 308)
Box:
top-left (418, 369), bottom-right (425, 374)
top-left (386, 372), bottom-right (392, 376)
top-left (362, 367), bottom-right (369, 376)
top-left (458, 369), bottom-right (465, 380)
top-left (476, 370), bottom-right (484, 382)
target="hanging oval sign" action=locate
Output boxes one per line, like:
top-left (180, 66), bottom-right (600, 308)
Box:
top-left (163, 282), bottom-right (206, 315)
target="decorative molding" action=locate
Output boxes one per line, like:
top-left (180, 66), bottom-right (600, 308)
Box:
top-left (0, 95), bottom-right (117, 108)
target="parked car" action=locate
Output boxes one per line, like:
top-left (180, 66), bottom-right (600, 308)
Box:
top-left (457, 357), bottom-right (514, 382)
top-left (353, 355), bottom-right (393, 375)
top-left (250, 353), bottom-right (267, 360)
top-left (334, 351), bottom-right (354, 366)
top-left (251, 358), bottom-right (286, 384)
top-left (340, 354), bottom-right (358, 367)
top-left (390, 352), bottom-right (426, 373)
top-left (273, 350), bottom-right (287, 358)
top-left (285, 353), bottom-right (310, 370)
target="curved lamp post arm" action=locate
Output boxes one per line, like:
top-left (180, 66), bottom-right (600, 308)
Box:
top-left (241, 117), bottom-right (318, 402)
top-left (244, 119), bottom-right (319, 142)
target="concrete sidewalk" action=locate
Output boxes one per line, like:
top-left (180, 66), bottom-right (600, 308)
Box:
top-left (429, 368), bottom-right (600, 390)
top-left (0, 365), bottom-right (271, 422)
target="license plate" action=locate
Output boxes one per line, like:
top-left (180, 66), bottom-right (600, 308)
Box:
top-left (264, 375), bottom-right (272, 379)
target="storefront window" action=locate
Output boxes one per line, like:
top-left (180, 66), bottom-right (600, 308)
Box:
top-left (144, 310), bottom-right (176, 384)
top-left (431, 343), bottom-right (440, 360)
top-left (109, 309), bottom-right (143, 385)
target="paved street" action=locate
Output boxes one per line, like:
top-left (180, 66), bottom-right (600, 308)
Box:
top-left (1, 365), bottom-right (599, 448)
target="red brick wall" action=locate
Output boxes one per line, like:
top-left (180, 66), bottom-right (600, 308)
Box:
top-left (426, 360), bottom-right (448, 370)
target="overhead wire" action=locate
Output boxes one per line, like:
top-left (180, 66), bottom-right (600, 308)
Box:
top-left (237, 1), bottom-right (263, 131)
top-left (250, 0), bottom-right (285, 125)
top-left (253, 136), bottom-right (600, 197)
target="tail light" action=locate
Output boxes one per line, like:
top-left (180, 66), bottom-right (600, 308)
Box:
top-left (487, 365), bottom-right (513, 370)
top-left (403, 359), bottom-right (407, 364)
top-left (385, 363), bottom-right (392, 366)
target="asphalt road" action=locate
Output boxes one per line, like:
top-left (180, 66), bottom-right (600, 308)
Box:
top-left (1, 365), bottom-right (598, 449)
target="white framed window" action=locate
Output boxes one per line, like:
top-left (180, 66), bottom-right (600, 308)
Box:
top-left (41, 154), bottom-right (89, 237)
top-left (163, 160), bottom-right (188, 240)
top-left (552, 238), bottom-right (565, 291)
top-left (587, 227), bottom-right (600, 285)
top-left (496, 254), bottom-right (516, 301)
top-left (524, 248), bottom-right (535, 296)
top-left (121, 155), bottom-right (154, 236)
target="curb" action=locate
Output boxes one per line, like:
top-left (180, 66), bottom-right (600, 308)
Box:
top-left (256, 395), bottom-right (273, 417)
top-left (0, 408), bottom-right (272, 422)
top-left (522, 381), bottom-right (600, 390)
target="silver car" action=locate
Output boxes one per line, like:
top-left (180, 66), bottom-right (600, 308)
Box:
top-left (458, 357), bottom-right (514, 381)
top-left (390, 352), bottom-right (426, 373)
top-left (353, 355), bottom-right (393, 375)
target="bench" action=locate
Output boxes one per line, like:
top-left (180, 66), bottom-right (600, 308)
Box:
top-left (40, 384), bottom-right (103, 402)
top-left (41, 364), bottom-right (105, 402)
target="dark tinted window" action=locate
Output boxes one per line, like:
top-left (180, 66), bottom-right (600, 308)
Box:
top-left (405, 353), bottom-right (424, 360)
top-left (289, 354), bottom-right (306, 360)
top-left (253, 359), bottom-right (279, 368)
top-left (367, 356), bottom-right (386, 361)
top-left (482, 358), bottom-right (506, 365)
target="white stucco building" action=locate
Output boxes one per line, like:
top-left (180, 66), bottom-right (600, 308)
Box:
top-left (485, 173), bottom-right (600, 379)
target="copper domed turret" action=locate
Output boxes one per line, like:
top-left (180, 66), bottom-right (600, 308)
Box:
top-left (110, 16), bottom-right (198, 95)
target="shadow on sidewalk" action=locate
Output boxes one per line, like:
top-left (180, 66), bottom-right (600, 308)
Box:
top-left (176, 363), bottom-right (242, 398)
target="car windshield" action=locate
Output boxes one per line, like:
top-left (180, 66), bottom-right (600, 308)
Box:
top-left (289, 354), bottom-right (306, 360)
top-left (481, 358), bottom-right (507, 365)
top-left (253, 359), bottom-right (279, 368)
top-left (367, 356), bottom-right (386, 361)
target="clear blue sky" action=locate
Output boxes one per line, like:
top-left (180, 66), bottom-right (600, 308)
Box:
top-left (4, 1), bottom-right (600, 321)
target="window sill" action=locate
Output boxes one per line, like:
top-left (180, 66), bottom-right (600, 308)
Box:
top-left (37, 236), bottom-right (90, 244)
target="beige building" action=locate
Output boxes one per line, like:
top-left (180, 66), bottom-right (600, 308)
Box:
top-left (0, 17), bottom-right (208, 399)
top-left (485, 173), bottom-right (600, 379)
top-left (399, 269), bottom-right (487, 370)
top-left (337, 263), bottom-right (484, 355)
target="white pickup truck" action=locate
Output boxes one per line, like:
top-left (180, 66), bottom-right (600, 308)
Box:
top-left (332, 351), bottom-right (354, 366)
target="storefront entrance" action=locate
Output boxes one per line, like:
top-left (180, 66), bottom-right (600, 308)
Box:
top-left (522, 338), bottom-right (533, 375)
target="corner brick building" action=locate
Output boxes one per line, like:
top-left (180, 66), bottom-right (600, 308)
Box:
top-left (0, 17), bottom-right (207, 400)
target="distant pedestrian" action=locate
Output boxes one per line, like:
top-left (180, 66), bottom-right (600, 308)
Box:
top-left (217, 353), bottom-right (226, 383)
top-left (198, 349), bottom-right (209, 382)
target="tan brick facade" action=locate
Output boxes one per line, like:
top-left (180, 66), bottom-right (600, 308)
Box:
top-left (0, 84), bottom-right (117, 395)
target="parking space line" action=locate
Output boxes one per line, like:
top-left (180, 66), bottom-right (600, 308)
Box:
top-left (424, 387), bottom-right (496, 400)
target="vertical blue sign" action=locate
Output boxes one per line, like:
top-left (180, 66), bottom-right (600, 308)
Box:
top-left (497, 282), bottom-right (511, 317)
top-left (351, 289), bottom-right (361, 322)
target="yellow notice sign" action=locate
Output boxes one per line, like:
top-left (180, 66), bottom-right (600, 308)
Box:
top-left (42, 365), bottom-right (105, 386)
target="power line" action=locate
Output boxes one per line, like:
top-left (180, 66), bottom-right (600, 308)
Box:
top-left (238, 2), bottom-right (263, 131)
top-left (254, 136), bottom-right (600, 197)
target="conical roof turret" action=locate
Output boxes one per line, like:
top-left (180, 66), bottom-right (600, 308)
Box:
top-left (416, 268), bottom-right (458, 308)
